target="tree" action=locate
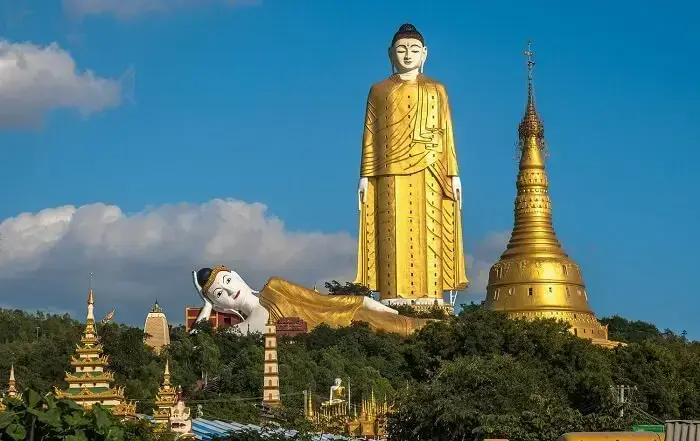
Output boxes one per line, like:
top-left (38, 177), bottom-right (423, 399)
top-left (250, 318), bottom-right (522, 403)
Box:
top-left (394, 305), bottom-right (450, 319)
top-left (6, 305), bottom-right (700, 440)
top-left (599, 316), bottom-right (661, 343)
top-left (324, 281), bottom-right (373, 297)
top-left (0, 388), bottom-right (176, 441)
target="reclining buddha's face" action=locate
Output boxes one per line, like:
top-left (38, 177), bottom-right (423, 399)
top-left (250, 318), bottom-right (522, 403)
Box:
top-left (197, 266), bottom-right (252, 310)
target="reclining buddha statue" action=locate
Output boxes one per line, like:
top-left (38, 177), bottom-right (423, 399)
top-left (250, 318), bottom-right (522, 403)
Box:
top-left (190, 266), bottom-right (432, 337)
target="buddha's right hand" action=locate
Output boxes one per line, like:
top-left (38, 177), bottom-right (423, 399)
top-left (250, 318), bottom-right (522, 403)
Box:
top-left (358, 177), bottom-right (368, 211)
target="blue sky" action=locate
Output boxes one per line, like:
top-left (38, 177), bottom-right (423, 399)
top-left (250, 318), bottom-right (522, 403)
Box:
top-left (0, 0), bottom-right (698, 336)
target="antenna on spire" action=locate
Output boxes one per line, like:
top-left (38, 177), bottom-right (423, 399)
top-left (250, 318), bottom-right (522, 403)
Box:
top-left (89, 272), bottom-right (94, 290)
top-left (524, 39), bottom-right (535, 83)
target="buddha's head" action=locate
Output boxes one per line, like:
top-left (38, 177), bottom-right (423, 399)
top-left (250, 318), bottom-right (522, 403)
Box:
top-left (389, 23), bottom-right (427, 74)
top-left (334, 378), bottom-right (342, 387)
top-left (195, 266), bottom-right (255, 310)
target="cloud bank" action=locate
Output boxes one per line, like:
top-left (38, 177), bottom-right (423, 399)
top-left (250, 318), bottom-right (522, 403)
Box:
top-left (63, 0), bottom-right (260, 19)
top-left (0, 200), bottom-right (507, 325)
top-left (0, 40), bottom-right (123, 127)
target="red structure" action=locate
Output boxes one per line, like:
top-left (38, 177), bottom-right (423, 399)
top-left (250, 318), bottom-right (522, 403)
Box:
top-left (276, 317), bottom-right (308, 338)
top-left (185, 307), bottom-right (242, 332)
top-left (185, 308), bottom-right (308, 337)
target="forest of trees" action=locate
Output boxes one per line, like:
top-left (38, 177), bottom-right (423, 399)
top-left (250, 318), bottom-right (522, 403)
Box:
top-left (0, 300), bottom-right (697, 441)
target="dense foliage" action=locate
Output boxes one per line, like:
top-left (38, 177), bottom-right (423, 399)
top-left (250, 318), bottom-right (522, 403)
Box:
top-left (1, 305), bottom-right (699, 440)
top-left (0, 389), bottom-right (174, 441)
top-left (324, 281), bottom-right (373, 297)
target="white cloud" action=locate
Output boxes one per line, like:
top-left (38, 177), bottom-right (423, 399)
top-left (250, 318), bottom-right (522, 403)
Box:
top-left (63, 0), bottom-right (260, 19)
top-left (0, 40), bottom-right (123, 127)
top-left (0, 199), bottom-right (508, 325)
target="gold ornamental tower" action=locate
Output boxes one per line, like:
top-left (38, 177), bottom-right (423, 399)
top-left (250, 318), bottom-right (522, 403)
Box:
top-left (54, 284), bottom-right (137, 417)
top-left (0, 365), bottom-right (21, 411)
top-left (153, 360), bottom-right (177, 426)
top-left (483, 42), bottom-right (616, 348)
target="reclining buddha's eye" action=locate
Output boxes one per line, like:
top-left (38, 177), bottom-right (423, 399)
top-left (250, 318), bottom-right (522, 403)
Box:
top-left (216, 290), bottom-right (222, 298)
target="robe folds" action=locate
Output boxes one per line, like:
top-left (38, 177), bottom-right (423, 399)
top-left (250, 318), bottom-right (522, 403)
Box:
top-left (258, 277), bottom-right (430, 337)
top-left (355, 74), bottom-right (468, 300)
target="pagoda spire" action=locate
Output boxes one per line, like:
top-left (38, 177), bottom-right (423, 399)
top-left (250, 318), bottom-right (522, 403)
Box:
top-left (87, 273), bottom-right (95, 322)
top-left (502, 40), bottom-right (564, 260)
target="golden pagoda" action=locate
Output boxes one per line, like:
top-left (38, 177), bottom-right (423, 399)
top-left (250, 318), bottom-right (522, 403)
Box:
top-left (483, 42), bottom-right (617, 348)
top-left (54, 286), bottom-right (137, 417)
top-left (153, 360), bottom-right (178, 425)
top-left (0, 365), bottom-right (21, 411)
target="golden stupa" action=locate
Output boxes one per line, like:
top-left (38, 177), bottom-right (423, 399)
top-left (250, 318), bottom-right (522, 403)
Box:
top-left (483, 42), bottom-right (617, 348)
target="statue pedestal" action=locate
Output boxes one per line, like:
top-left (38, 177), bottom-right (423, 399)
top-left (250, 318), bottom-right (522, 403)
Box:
top-left (381, 297), bottom-right (454, 314)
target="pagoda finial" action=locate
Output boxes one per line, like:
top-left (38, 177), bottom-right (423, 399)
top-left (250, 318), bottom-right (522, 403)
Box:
top-left (86, 273), bottom-right (95, 322)
top-left (150, 299), bottom-right (163, 314)
top-left (163, 359), bottom-right (171, 385)
top-left (518, 40), bottom-right (546, 154)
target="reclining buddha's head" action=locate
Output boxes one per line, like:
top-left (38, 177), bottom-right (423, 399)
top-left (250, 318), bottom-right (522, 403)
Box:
top-left (195, 266), bottom-right (254, 310)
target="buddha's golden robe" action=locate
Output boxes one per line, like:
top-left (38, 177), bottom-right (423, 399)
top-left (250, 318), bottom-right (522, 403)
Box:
top-left (355, 74), bottom-right (468, 300)
top-left (258, 277), bottom-right (430, 337)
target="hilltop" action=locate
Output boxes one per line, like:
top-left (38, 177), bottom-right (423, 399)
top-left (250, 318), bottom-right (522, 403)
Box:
top-left (0, 306), bottom-right (697, 441)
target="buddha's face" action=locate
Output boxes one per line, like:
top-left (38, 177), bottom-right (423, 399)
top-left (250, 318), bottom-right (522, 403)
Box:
top-left (389, 38), bottom-right (426, 73)
top-left (205, 270), bottom-right (251, 310)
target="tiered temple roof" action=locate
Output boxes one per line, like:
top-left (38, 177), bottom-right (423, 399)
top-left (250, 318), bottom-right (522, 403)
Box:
top-left (53, 288), bottom-right (136, 418)
top-left (153, 360), bottom-right (178, 425)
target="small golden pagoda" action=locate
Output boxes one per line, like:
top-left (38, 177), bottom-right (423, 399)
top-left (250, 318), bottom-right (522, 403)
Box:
top-left (483, 42), bottom-right (618, 348)
top-left (153, 360), bottom-right (178, 425)
top-left (0, 365), bottom-right (21, 411)
top-left (305, 380), bottom-right (391, 439)
top-left (54, 287), bottom-right (137, 417)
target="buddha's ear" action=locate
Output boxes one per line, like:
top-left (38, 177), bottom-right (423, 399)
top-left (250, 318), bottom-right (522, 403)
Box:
top-left (420, 46), bottom-right (428, 73)
top-left (192, 271), bottom-right (207, 302)
top-left (192, 271), bottom-right (202, 292)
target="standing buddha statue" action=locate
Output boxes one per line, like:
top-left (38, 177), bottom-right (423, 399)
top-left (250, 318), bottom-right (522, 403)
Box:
top-left (355, 23), bottom-right (468, 310)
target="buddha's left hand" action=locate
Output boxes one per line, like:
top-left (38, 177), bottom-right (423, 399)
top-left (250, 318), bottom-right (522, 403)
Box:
top-left (452, 176), bottom-right (462, 210)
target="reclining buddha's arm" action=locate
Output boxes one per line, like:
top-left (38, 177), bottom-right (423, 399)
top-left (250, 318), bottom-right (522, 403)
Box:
top-left (191, 271), bottom-right (214, 332)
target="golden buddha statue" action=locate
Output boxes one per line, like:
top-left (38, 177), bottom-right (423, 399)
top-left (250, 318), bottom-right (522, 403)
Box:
top-left (190, 266), bottom-right (431, 337)
top-left (483, 42), bottom-right (616, 347)
top-left (329, 378), bottom-right (346, 404)
top-left (355, 23), bottom-right (468, 311)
